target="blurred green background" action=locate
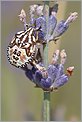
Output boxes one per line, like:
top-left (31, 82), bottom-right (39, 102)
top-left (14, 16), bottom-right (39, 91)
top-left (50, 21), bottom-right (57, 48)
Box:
top-left (1, 1), bottom-right (81, 121)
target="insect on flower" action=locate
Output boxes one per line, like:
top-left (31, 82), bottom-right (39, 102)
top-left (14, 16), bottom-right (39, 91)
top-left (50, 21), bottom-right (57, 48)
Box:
top-left (7, 3), bottom-right (76, 92)
top-left (7, 6), bottom-right (78, 70)
top-left (7, 24), bottom-right (45, 71)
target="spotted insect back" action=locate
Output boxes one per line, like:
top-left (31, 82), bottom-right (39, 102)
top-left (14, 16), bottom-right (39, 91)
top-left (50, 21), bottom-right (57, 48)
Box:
top-left (7, 27), bottom-right (37, 68)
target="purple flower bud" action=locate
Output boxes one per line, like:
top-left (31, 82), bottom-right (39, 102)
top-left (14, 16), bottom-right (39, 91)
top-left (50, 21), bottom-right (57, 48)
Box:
top-left (47, 64), bottom-right (58, 81)
top-left (56, 64), bottom-right (64, 78)
top-left (52, 20), bottom-right (69, 38)
top-left (34, 70), bottom-right (43, 84)
top-left (40, 77), bottom-right (52, 88)
top-left (48, 15), bottom-right (57, 35)
top-left (51, 74), bottom-right (69, 88)
top-left (47, 64), bottom-right (64, 81)
top-left (33, 70), bottom-right (52, 89)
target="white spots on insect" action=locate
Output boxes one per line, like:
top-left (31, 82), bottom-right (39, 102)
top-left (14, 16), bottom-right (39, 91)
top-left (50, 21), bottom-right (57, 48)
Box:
top-left (7, 26), bottom-right (38, 68)
top-left (16, 38), bottom-right (20, 44)
top-left (8, 45), bottom-right (31, 67)
top-left (30, 45), bottom-right (36, 53)
top-left (16, 32), bottom-right (25, 38)
top-left (28, 28), bottom-right (34, 43)
top-left (26, 27), bottom-right (32, 32)
top-left (22, 34), bottom-right (27, 42)
top-left (22, 43), bottom-right (30, 48)
top-left (11, 36), bottom-right (15, 43)
top-left (32, 36), bottom-right (36, 42)
top-left (28, 36), bottom-right (32, 43)
top-left (17, 31), bottom-right (24, 34)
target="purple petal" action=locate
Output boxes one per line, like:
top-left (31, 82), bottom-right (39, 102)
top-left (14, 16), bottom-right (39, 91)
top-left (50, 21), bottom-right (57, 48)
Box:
top-left (40, 77), bottom-right (52, 88)
top-left (51, 74), bottom-right (69, 88)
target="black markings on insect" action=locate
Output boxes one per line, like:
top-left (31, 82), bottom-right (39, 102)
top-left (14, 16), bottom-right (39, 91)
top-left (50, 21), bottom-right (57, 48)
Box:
top-left (7, 26), bottom-right (42, 69)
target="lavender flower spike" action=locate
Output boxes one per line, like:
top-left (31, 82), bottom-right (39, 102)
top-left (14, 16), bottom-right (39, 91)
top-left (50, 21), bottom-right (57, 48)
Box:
top-left (29, 3), bottom-right (78, 43)
top-left (24, 49), bottom-right (74, 92)
top-left (47, 50), bottom-right (60, 81)
top-left (52, 49), bottom-right (60, 64)
top-left (49, 12), bottom-right (78, 41)
top-left (64, 12), bottom-right (78, 26)
top-left (29, 4), bottom-right (38, 26)
top-left (50, 66), bottom-right (74, 91)
top-left (53, 49), bottom-right (67, 80)
top-left (60, 49), bottom-right (67, 65)
top-left (18, 9), bottom-right (26, 23)
top-left (29, 4), bottom-right (38, 15)
top-left (18, 9), bottom-right (28, 30)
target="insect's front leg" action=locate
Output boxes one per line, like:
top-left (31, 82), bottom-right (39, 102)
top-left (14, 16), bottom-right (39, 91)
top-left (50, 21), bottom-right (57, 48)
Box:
top-left (33, 61), bottom-right (46, 71)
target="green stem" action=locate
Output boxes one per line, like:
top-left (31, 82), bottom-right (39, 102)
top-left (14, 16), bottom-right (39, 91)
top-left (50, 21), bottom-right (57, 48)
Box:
top-left (43, 91), bottom-right (50, 121)
top-left (43, 1), bottom-right (50, 121)
top-left (43, 42), bottom-right (50, 121)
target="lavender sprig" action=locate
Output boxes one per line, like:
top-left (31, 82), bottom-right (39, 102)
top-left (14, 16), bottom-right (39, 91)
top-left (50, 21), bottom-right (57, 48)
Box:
top-left (24, 49), bottom-right (74, 92)
top-left (18, 9), bottom-right (28, 30)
